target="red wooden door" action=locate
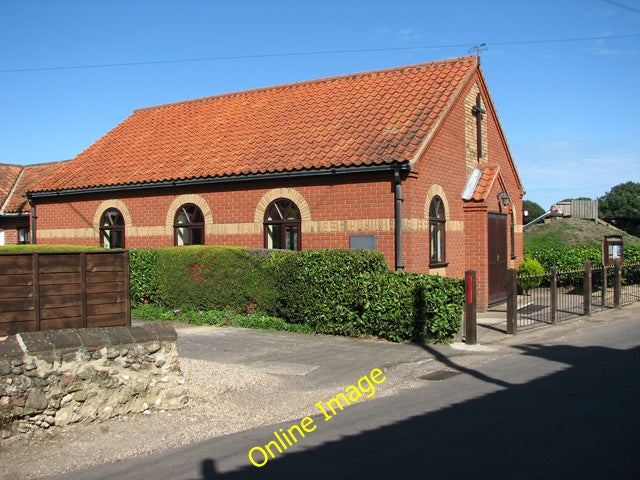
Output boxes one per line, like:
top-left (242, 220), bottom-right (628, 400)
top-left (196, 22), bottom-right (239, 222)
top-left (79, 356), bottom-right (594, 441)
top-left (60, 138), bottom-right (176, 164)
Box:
top-left (488, 213), bottom-right (508, 304)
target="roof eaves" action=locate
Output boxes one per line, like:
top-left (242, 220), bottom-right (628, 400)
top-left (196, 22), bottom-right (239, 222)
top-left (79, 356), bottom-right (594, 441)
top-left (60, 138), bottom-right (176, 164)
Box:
top-left (26, 161), bottom-right (412, 199)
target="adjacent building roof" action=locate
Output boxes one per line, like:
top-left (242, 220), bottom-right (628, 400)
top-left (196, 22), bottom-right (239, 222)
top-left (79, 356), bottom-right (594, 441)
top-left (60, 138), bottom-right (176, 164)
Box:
top-left (29, 56), bottom-right (479, 194)
top-left (0, 164), bottom-right (22, 212)
top-left (0, 162), bottom-right (67, 214)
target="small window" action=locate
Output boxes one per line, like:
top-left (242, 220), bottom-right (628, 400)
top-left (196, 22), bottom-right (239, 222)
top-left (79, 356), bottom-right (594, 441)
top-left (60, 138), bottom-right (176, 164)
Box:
top-left (174, 203), bottom-right (205, 246)
top-left (264, 199), bottom-right (301, 250)
top-left (100, 208), bottom-right (125, 248)
top-left (429, 196), bottom-right (447, 267)
top-left (18, 227), bottom-right (30, 244)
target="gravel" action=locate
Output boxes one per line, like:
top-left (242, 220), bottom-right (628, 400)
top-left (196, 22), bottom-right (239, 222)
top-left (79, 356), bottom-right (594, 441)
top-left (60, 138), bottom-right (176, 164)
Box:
top-left (0, 355), bottom-right (419, 480)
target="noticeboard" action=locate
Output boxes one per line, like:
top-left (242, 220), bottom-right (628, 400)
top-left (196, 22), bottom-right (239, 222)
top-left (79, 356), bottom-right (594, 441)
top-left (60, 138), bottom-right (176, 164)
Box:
top-left (603, 235), bottom-right (624, 265)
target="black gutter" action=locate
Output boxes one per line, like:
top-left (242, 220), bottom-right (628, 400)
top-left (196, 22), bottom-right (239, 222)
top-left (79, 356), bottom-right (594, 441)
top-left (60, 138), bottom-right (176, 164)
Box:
top-left (25, 162), bottom-right (411, 199)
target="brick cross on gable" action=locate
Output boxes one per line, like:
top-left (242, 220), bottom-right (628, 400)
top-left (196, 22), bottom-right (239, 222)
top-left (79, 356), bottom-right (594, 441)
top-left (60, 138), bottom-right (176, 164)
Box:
top-left (472, 93), bottom-right (486, 161)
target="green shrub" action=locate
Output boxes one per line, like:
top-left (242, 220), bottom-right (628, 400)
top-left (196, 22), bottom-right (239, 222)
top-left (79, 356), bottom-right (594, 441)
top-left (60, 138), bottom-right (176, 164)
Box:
top-left (517, 257), bottom-right (546, 293)
top-left (527, 245), bottom-right (601, 271)
top-left (273, 249), bottom-right (463, 343)
top-left (273, 248), bottom-right (389, 329)
top-left (625, 245), bottom-right (640, 263)
top-left (154, 246), bottom-right (279, 314)
top-left (527, 244), bottom-right (640, 272)
top-left (415, 274), bottom-right (465, 343)
top-left (129, 248), bottom-right (158, 305)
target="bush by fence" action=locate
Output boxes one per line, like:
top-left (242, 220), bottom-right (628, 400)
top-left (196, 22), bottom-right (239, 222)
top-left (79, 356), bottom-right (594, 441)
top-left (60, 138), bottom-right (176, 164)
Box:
top-left (129, 248), bottom-right (158, 305)
top-left (129, 246), bottom-right (464, 343)
top-left (527, 244), bottom-right (640, 272)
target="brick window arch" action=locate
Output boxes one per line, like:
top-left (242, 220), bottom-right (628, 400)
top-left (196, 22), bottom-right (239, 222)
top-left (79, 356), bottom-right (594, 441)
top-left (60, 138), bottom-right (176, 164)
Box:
top-left (100, 208), bottom-right (125, 249)
top-left (174, 203), bottom-right (205, 246)
top-left (263, 198), bottom-right (301, 250)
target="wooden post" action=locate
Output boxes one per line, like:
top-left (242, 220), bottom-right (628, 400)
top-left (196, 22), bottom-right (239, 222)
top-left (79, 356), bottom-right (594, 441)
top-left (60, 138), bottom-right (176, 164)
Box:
top-left (80, 252), bottom-right (87, 328)
top-left (33, 253), bottom-right (41, 332)
top-left (550, 267), bottom-right (558, 324)
top-left (613, 259), bottom-right (622, 308)
top-left (506, 268), bottom-right (517, 334)
top-left (583, 260), bottom-right (592, 316)
top-left (464, 270), bottom-right (477, 344)
top-left (123, 251), bottom-right (131, 327)
top-left (602, 264), bottom-right (608, 308)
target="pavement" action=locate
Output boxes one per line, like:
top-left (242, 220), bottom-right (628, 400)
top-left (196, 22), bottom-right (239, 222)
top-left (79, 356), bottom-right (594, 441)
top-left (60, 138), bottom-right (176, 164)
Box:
top-left (169, 301), bottom-right (640, 395)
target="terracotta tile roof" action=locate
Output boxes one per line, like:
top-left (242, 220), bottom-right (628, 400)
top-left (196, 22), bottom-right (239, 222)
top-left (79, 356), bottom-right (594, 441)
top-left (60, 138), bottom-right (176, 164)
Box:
top-left (30, 56), bottom-right (478, 193)
top-left (471, 163), bottom-right (500, 201)
top-left (462, 163), bottom-right (501, 202)
top-left (1, 162), bottom-right (67, 213)
top-left (0, 164), bottom-right (23, 212)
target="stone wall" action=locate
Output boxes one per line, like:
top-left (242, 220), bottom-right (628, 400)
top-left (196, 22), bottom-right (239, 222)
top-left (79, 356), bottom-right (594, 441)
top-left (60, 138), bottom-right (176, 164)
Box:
top-left (0, 323), bottom-right (187, 437)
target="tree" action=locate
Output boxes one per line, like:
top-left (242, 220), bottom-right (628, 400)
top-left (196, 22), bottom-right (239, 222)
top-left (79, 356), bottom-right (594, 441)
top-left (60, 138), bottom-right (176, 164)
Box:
top-left (599, 182), bottom-right (640, 236)
top-left (523, 200), bottom-right (546, 221)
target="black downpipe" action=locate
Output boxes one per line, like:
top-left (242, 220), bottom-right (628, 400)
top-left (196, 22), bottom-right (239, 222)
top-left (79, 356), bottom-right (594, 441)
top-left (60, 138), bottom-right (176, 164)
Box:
top-left (394, 168), bottom-right (404, 271)
top-left (27, 195), bottom-right (37, 244)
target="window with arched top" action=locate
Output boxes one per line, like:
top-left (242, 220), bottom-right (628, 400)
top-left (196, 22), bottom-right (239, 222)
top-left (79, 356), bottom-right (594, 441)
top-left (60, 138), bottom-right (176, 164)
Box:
top-left (429, 196), bottom-right (447, 267)
top-left (264, 199), bottom-right (301, 250)
top-left (174, 203), bottom-right (204, 246)
top-left (100, 208), bottom-right (125, 249)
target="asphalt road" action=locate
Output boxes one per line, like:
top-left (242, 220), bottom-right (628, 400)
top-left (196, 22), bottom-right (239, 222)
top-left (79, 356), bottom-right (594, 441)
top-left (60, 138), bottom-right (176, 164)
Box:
top-left (46, 308), bottom-right (640, 479)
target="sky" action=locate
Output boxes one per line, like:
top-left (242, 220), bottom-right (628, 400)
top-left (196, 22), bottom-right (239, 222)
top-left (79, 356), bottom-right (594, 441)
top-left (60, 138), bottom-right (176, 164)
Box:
top-left (1, 0), bottom-right (639, 210)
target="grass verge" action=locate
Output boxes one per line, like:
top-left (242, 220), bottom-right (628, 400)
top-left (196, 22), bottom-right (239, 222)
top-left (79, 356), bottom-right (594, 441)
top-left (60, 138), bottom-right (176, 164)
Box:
top-left (132, 304), bottom-right (314, 334)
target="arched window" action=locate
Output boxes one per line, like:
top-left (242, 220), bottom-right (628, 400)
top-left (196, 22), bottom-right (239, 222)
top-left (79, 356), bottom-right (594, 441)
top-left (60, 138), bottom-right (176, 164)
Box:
top-left (100, 208), bottom-right (125, 249)
top-left (429, 196), bottom-right (447, 267)
top-left (264, 199), bottom-right (301, 250)
top-left (174, 203), bottom-right (204, 246)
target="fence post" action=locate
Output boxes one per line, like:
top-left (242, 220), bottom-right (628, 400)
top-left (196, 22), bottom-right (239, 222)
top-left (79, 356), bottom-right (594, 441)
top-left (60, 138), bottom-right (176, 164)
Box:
top-left (33, 253), bottom-right (41, 332)
top-left (583, 260), bottom-right (592, 316)
top-left (506, 268), bottom-right (517, 334)
top-left (550, 267), bottom-right (558, 324)
top-left (124, 251), bottom-right (132, 327)
top-left (613, 259), bottom-right (622, 308)
top-left (464, 270), bottom-right (477, 344)
top-left (80, 252), bottom-right (88, 328)
top-left (602, 264), bottom-right (608, 308)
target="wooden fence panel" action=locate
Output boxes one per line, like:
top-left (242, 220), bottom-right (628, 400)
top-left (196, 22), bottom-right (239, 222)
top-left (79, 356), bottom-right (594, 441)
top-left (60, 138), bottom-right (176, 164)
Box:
top-left (0, 251), bottom-right (130, 335)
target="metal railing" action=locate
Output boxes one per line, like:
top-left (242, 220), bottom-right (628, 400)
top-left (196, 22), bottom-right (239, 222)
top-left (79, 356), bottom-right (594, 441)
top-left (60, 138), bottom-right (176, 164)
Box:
top-left (507, 260), bottom-right (640, 333)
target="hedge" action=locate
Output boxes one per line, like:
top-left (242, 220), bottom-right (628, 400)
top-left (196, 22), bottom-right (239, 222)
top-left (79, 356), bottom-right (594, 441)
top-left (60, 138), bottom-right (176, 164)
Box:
top-left (274, 249), bottom-right (463, 342)
top-left (128, 246), bottom-right (464, 343)
top-left (526, 244), bottom-right (640, 272)
top-left (129, 248), bottom-right (158, 305)
top-left (153, 246), bottom-right (279, 314)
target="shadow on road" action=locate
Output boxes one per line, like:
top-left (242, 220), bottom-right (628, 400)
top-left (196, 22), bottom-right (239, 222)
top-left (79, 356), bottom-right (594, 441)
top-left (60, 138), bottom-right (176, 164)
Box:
top-left (194, 343), bottom-right (640, 479)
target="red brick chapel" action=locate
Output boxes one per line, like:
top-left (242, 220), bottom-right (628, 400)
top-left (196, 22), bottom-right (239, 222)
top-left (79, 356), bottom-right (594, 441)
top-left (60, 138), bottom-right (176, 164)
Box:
top-left (21, 56), bottom-right (525, 309)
